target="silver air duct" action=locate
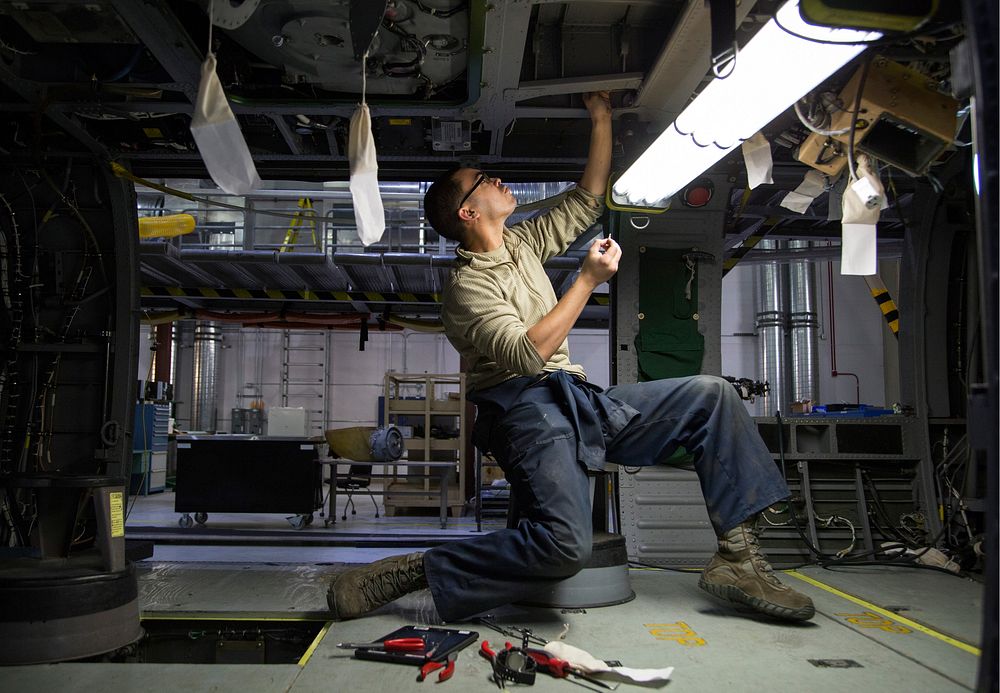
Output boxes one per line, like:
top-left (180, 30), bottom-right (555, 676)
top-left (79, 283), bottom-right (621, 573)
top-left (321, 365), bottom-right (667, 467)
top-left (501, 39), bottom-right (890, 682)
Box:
top-left (755, 240), bottom-right (789, 416)
top-left (788, 240), bottom-right (820, 407)
top-left (191, 321), bottom-right (222, 432)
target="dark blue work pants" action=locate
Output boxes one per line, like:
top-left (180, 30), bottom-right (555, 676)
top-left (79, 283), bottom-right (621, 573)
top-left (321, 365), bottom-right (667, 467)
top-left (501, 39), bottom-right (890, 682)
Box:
top-left (422, 374), bottom-right (789, 622)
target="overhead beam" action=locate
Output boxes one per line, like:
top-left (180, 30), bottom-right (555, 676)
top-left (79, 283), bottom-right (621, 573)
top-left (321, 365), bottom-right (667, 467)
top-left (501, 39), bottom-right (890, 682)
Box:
top-left (0, 65), bottom-right (107, 156)
top-left (270, 114), bottom-right (303, 156)
top-left (628, 0), bottom-right (758, 126)
top-left (510, 73), bottom-right (644, 100)
top-left (108, 0), bottom-right (204, 103)
top-left (464, 0), bottom-right (534, 157)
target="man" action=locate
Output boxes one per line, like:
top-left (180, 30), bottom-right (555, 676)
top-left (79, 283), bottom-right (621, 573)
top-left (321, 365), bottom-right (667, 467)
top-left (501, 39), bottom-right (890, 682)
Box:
top-left (327, 91), bottom-right (814, 624)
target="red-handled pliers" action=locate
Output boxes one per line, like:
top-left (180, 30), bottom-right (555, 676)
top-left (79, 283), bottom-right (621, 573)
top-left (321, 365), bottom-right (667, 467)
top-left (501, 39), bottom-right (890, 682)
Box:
top-left (418, 651), bottom-right (457, 682)
top-left (479, 641), bottom-right (505, 689)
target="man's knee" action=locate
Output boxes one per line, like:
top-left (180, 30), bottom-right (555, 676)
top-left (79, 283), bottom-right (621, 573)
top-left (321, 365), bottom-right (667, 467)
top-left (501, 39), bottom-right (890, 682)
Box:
top-left (548, 523), bottom-right (593, 577)
top-left (689, 374), bottom-right (729, 393)
top-left (687, 375), bottom-right (738, 407)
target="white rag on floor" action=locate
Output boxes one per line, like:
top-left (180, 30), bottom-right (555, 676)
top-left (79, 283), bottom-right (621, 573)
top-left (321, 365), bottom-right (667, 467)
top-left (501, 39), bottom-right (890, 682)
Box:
top-left (543, 640), bottom-right (674, 683)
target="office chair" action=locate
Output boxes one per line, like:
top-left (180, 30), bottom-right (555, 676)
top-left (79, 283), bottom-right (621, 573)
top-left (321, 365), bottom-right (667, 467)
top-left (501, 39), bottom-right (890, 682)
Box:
top-left (337, 463), bottom-right (379, 520)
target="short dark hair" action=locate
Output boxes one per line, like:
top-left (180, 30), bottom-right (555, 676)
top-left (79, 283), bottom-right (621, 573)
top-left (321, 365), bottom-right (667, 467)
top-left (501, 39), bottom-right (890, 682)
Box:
top-left (424, 166), bottom-right (466, 243)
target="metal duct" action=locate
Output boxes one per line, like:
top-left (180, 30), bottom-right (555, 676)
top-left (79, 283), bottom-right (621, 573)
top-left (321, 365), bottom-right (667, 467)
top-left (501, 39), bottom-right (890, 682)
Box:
top-left (191, 321), bottom-right (222, 432)
top-left (788, 240), bottom-right (820, 407)
top-left (755, 240), bottom-right (789, 416)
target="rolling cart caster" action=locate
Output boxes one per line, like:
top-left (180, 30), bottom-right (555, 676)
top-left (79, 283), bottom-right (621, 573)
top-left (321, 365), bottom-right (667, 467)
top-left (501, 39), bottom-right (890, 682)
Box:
top-left (194, 512), bottom-right (208, 526)
top-left (179, 514), bottom-right (193, 528)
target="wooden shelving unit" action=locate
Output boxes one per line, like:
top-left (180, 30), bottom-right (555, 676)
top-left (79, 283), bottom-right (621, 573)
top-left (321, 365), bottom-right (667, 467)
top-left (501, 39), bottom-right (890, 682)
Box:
top-left (382, 373), bottom-right (466, 518)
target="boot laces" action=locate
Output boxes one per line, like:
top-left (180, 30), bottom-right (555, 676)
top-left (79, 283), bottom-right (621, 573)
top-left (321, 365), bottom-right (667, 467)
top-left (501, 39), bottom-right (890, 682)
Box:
top-left (744, 526), bottom-right (781, 585)
top-left (358, 558), bottom-right (420, 607)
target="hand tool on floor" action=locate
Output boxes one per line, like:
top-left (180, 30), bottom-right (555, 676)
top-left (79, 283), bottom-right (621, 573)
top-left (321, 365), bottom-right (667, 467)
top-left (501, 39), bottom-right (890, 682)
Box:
top-left (479, 640), bottom-right (505, 689)
top-left (418, 651), bottom-right (457, 682)
top-left (481, 639), bottom-right (538, 687)
top-left (337, 637), bottom-right (426, 652)
top-left (524, 648), bottom-right (618, 690)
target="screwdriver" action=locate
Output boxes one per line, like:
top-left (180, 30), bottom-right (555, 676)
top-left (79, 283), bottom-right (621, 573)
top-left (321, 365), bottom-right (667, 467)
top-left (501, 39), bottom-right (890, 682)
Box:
top-left (337, 637), bottom-right (427, 652)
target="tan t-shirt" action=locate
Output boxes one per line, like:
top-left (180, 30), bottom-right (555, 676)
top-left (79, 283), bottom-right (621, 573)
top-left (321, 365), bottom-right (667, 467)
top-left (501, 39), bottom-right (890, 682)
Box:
top-left (441, 187), bottom-right (604, 392)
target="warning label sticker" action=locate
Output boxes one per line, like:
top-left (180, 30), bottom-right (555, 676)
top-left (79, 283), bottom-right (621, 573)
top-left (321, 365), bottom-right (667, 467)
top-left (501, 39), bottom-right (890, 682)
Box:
top-left (110, 491), bottom-right (125, 538)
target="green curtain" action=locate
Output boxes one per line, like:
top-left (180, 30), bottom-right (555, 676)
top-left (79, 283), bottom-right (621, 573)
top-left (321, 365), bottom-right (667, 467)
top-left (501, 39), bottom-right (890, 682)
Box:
top-left (634, 247), bottom-right (705, 381)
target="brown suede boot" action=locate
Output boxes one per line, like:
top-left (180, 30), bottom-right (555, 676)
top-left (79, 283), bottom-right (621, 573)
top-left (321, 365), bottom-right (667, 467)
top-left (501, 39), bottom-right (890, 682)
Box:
top-left (327, 552), bottom-right (428, 620)
top-left (698, 520), bottom-right (815, 621)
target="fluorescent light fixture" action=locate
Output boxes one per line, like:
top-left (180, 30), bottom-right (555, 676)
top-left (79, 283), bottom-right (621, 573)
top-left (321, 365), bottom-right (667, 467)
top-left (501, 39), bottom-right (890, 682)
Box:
top-left (973, 151), bottom-right (980, 195)
top-left (612, 0), bottom-right (881, 208)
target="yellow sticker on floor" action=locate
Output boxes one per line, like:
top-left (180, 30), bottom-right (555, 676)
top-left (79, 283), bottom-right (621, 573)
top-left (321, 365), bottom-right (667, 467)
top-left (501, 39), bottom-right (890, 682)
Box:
top-left (110, 491), bottom-right (125, 537)
top-left (645, 622), bottom-right (706, 646)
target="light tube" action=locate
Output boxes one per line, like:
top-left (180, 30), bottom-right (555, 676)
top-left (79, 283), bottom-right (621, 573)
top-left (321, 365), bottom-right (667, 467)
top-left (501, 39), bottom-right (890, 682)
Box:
top-left (612, 0), bottom-right (881, 208)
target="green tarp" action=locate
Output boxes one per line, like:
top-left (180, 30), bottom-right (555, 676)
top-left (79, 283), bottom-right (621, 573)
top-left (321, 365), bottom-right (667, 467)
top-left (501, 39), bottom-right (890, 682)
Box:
top-left (635, 247), bottom-right (705, 381)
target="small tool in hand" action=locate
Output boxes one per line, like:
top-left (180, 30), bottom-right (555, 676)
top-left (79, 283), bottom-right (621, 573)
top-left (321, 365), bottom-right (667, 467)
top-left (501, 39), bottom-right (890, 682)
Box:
top-left (418, 651), bottom-right (457, 683)
top-left (337, 637), bottom-right (426, 652)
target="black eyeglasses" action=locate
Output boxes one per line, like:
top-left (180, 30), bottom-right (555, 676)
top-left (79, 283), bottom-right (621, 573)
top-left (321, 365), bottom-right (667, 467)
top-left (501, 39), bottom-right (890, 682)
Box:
top-left (457, 171), bottom-right (490, 210)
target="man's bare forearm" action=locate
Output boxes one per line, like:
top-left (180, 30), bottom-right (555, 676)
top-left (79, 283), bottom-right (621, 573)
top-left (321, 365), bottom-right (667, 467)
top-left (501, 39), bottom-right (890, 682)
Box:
top-left (525, 275), bottom-right (597, 363)
top-left (525, 237), bottom-right (620, 363)
top-left (579, 96), bottom-right (613, 197)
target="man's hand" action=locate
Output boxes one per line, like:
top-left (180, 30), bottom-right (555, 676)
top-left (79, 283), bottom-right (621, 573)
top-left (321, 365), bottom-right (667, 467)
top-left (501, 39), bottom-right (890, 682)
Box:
top-left (579, 237), bottom-right (620, 289)
top-left (583, 91), bottom-right (612, 123)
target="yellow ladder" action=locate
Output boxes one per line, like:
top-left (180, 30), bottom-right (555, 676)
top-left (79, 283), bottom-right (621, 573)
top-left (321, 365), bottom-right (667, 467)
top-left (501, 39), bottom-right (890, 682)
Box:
top-left (280, 198), bottom-right (317, 252)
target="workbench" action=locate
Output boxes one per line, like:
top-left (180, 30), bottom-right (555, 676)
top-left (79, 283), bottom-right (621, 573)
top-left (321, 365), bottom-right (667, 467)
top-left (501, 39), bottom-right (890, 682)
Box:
top-left (323, 458), bottom-right (456, 529)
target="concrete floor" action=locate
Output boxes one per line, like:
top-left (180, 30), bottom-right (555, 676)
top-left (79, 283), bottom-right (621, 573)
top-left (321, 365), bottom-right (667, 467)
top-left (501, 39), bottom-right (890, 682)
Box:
top-left (0, 489), bottom-right (985, 692)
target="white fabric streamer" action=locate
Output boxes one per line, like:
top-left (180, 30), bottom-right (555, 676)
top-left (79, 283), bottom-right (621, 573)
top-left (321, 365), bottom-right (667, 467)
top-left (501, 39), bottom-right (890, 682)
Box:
top-left (348, 103), bottom-right (387, 246)
top-left (189, 53), bottom-right (261, 195)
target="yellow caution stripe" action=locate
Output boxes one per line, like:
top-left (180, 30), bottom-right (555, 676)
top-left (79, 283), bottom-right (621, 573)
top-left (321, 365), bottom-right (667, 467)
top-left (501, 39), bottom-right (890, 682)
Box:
top-left (723, 217), bottom-right (780, 276)
top-left (786, 570), bottom-right (981, 656)
top-left (297, 620), bottom-right (332, 667)
top-left (870, 287), bottom-right (900, 337)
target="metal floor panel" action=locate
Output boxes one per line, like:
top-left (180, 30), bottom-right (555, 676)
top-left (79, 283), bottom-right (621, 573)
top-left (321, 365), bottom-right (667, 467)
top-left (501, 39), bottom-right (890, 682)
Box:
top-left (137, 561), bottom-right (340, 617)
top-left (0, 663), bottom-right (302, 693)
top-left (0, 562), bottom-right (981, 692)
top-left (791, 565), bottom-right (983, 649)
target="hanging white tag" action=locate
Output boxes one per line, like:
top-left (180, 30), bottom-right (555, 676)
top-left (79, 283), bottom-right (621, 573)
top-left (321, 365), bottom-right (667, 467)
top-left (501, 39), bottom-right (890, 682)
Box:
top-left (741, 133), bottom-right (773, 189)
top-left (841, 222), bottom-right (877, 275)
top-left (349, 103), bottom-right (386, 246)
top-left (189, 54), bottom-right (261, 195)
top-left (780, 169), bottom-right (827, 213)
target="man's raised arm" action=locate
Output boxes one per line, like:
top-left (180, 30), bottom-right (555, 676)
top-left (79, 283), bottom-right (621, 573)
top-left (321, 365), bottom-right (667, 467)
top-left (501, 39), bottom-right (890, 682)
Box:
top-left (578, 91), bottom-right (613, 198)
